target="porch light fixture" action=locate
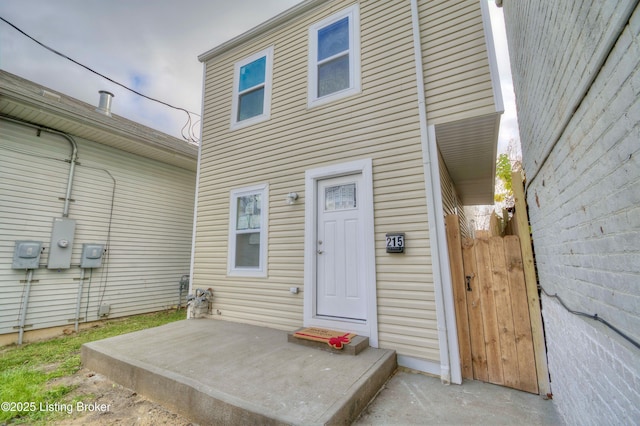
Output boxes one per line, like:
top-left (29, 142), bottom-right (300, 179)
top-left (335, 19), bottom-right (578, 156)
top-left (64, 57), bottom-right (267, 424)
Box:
top-left (286, 192), bottom-right (299, 205)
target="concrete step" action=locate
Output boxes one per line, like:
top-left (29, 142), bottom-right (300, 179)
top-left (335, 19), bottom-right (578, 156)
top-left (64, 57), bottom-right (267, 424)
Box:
top-left (82, 320), bottom-right (397, 425)
top-left (287, 328), bottom-right (370, 355)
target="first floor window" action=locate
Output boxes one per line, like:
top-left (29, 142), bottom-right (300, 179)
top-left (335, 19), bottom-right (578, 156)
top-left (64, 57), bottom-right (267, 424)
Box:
top-left (228, 184), bottom-right (268, 276)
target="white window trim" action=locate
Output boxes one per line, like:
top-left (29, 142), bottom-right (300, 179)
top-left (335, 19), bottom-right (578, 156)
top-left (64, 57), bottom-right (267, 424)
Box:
top-left (230, 46), bottom-right (274, 130)
top-left (307, 4), bottom-right (361, 108)
top-left (228, 183), bottom-right (269, 277)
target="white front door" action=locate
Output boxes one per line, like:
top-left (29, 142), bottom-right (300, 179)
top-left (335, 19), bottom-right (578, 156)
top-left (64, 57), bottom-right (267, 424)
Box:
top-left (316, 174), bottom-right (367, 320)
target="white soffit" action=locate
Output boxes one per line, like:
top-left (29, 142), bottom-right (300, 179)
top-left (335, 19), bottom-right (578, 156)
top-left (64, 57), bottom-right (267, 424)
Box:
top-left (435, 113), bottom-right (501, 205)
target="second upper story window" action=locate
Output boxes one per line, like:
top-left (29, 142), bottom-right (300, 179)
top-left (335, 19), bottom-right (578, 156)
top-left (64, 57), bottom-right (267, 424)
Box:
top-left (231, 46), bottom-right (274, 129)
top-left (308, 5), bottom-right (361, 107)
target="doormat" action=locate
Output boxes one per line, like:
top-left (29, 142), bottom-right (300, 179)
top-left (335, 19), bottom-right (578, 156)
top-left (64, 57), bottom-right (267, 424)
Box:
top-left (293, 327), bottom-right (356, 350)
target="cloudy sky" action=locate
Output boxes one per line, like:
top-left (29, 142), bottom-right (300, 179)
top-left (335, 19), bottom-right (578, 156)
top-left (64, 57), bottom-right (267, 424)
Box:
top-left (0, 0), bottom-right (519, 151)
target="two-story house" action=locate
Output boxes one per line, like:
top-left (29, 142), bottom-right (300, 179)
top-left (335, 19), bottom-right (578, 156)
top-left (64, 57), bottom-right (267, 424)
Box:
top-left (192, 0), bottom-right (503, 383)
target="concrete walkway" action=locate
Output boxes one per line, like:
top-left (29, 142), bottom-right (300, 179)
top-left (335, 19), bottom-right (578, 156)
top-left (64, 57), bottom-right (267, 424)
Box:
top-left (356, 370), bottom-right (563, 425)
top-left (82, 319), bottom-right (563, 425)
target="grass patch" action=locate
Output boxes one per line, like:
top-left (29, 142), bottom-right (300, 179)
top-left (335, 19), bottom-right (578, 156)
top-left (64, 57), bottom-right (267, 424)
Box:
top-left (0, 309), bottom-right (185, 424)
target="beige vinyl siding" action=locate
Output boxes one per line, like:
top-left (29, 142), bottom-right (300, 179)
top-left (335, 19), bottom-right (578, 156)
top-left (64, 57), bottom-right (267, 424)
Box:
top-left (196, 0), bottom-right (442, 362)
top-left (420, 0), bottom-right (497, 124)
top-left (0, 120), bottom-right (195, 336)
top-left (439, 150), bottom-right (470, 238)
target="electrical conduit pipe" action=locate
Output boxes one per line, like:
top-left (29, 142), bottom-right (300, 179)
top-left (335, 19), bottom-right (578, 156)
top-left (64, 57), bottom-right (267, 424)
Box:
top-left (0, 115), bottom-right (79, 216)
top-left (2, 115), bottom-right (80, 344)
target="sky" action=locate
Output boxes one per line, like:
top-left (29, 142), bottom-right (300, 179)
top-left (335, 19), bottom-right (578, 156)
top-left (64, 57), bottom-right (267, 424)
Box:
top-left (0, 0), bottom-right (519, 151)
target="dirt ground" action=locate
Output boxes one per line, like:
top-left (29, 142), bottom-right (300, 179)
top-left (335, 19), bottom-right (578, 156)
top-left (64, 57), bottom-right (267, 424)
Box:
top-left (50, 368), bottom-right (195, 426)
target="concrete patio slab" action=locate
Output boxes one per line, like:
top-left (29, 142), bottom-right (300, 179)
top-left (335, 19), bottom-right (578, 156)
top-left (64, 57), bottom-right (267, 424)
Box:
top-left (82, 319), bottom-right (396, 425)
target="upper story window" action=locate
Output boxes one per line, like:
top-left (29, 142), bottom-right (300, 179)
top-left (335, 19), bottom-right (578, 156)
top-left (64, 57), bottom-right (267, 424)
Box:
top-left (231, 46), bottom-right (274, 129)
top-left (308, 5), bottom-right (361, 108)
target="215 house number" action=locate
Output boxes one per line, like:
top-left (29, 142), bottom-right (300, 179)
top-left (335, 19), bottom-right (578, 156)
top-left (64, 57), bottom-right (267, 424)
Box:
top-left (385, 233), bottom-right (405, 253)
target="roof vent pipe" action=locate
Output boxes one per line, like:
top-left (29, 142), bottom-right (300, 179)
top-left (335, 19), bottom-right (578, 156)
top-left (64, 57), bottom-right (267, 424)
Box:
top-left (96, 90), bottom-right (114, 117)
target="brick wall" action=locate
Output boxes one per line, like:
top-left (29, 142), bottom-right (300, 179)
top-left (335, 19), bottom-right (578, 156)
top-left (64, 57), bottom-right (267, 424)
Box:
top-left (503, 1), bottom-right (637, 178)
top-left (502, 0), bottom-right (640, 423)
top-left (529, 2), bottom-right (640, 345)
top-left (542, 296), bottom-right (640, 425)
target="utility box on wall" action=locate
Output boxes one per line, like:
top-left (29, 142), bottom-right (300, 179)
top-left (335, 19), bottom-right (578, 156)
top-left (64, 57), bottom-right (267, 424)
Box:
top-left (81, 244), bottom-right (105, 268)
top-left (12, 241), bottom-right (43, 269)
top-left (47, 218), bottom-right (76, 269)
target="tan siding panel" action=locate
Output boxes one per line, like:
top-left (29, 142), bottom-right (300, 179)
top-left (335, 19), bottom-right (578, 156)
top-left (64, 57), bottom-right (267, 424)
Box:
top-left (438, 149), bottom-right (470, 237)
top-left (420, 0), bottom-right (496, 123)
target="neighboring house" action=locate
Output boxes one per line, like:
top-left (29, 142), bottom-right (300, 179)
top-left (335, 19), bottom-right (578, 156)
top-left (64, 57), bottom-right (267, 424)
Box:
top-left (0, 70), bottom-right (197, 345)
top-left (192, 0), bottom-right (503, 383)
top-left (498, 0), bottom-right (640, 423)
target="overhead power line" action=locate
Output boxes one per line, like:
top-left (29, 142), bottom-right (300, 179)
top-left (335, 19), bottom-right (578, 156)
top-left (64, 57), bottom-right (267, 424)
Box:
top-left (0, 15), bottom-right (200, 143)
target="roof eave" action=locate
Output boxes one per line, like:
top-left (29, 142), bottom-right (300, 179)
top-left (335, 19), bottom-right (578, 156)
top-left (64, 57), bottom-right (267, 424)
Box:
top-left (2, 88), bottom-right (195, 151)
top-left (0, 72), bottom-right (198, 170)
top-left (198, 0), bottom-right (325, 62)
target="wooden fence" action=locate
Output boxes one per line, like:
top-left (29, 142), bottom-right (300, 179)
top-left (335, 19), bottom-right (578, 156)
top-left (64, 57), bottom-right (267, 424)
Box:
top-left (444, 171), bottom-right (550, 396)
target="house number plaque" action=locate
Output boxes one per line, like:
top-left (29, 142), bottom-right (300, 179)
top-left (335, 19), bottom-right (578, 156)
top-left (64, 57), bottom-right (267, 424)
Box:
top-left (385, 233), bottom-right (405, 253)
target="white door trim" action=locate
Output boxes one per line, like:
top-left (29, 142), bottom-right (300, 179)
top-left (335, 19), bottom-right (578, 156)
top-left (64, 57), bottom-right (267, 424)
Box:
top-left (303, 158), bottom-right (378, 347)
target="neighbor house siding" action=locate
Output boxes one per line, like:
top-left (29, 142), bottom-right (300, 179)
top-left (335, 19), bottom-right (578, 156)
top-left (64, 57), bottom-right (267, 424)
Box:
top-left (419, 0), bottom-right (497, 124)
top-left (195, 0), bottom-right (441, 362)
top-left (0, 120), bottom-right (195, 337)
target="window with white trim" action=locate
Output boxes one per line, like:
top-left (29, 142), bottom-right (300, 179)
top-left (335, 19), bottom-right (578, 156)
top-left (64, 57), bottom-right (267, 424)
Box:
top-left (231, 46), bottom-right (274, 129)
top-left (228, 184), bottom-right (268, 276)
top-left (308, 5), bottom-right (361, 107)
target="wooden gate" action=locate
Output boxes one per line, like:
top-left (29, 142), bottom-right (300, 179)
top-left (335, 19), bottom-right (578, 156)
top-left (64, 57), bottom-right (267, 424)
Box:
top-left (469, 234), bottom-right (536, 393)
top-left (446, 214), bottom-right (540, 394)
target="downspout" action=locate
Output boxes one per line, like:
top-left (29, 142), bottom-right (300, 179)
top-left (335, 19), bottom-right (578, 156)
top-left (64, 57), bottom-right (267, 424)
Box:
top-left (1, 115), bottom-right (79, 217)
top-left (410, 0), bottom-right (461, 385)
top-left (188, 62), bottom-right (206, 299)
